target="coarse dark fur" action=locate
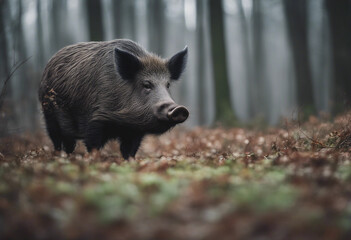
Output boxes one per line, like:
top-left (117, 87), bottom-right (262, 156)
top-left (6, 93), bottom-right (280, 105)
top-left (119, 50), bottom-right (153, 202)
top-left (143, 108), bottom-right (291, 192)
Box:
top-left (38, 39), bottom-right (188, 159)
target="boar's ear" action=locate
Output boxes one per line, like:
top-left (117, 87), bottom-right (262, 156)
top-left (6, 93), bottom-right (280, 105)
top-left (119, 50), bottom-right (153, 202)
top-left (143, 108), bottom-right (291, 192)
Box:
top-left (114, 48), bottom-right (142, 80)
top-left (167, 46), bottom-right (188, 80)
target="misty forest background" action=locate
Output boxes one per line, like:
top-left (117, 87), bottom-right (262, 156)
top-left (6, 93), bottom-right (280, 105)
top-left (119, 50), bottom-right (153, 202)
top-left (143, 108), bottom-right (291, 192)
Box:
top-left (0, 0), bottom-right (351, 136)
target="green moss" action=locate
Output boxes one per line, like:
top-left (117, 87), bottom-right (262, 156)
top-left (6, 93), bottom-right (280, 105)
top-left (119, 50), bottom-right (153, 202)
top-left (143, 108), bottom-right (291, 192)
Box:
top-left (336, 164), bottom-right (351, 181)
top-left (0, 182), bottom-right (8, 193)
top-left (55, 181), bottom-right (78, 195)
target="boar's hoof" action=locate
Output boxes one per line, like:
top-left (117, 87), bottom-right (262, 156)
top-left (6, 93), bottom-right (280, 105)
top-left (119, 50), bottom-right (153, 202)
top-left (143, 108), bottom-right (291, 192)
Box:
top-left (167, 106), bottom-right (189, 123)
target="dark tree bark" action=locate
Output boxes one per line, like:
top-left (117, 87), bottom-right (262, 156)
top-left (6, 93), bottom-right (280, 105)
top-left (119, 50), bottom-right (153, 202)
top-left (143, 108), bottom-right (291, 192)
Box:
top-left (87, 0), bottom-right (104, 41)
top-left (51, 0), bottom-right (67, 49)
top-left (196, 0), bottom-right (206, 124)
top-left (36, 0), bottom-right (44, 67)
top-left (283, 0), bottom-right (315, 112)
top-left (0, 0), bottom-right (10, 84)
top-left (325, 0), bottom-right (351, 113)
top-left (112, 0), bottom-right (123, 38)
top-left (251, 0), bottom-right (266, 117)
top-left (208, 0), bottom-right (236, 124)
top-left (0, 0), bottom-right (10, 135)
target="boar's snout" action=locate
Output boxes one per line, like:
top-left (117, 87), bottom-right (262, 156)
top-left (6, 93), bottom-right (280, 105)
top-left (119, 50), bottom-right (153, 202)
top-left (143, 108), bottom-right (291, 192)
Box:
top-left (155, 102), bottom-right (189, 124)
top-left (167, 106), bottom-right (189, 123)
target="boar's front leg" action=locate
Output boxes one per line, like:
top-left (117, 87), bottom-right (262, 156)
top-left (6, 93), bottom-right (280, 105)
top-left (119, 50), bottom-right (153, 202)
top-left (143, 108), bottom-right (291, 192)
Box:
top-left (84, 120), bottom-right (109, 152)
top-left (119, 135), bottom-right (143, 160)
top-left (62, 136), bottom-right (76, 154)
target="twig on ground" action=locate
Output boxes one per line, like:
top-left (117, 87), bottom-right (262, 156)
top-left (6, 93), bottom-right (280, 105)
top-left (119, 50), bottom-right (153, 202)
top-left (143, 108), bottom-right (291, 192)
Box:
top-left (298, 128), bottom-right (329, 149)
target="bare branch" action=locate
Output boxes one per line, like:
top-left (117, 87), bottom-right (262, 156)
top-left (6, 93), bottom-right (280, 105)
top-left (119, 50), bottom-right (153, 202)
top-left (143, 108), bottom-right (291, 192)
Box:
top-left (0, 56), bottom-right (31, 110)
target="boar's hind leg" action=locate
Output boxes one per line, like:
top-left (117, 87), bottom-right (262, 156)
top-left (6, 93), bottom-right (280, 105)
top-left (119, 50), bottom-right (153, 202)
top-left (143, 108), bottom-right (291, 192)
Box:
top-left (43, 111), bottom-right (63, 151)
top-left (84, 121), bottom-right (109, 152)
top-left (120, 135), bottom-right (143, 160)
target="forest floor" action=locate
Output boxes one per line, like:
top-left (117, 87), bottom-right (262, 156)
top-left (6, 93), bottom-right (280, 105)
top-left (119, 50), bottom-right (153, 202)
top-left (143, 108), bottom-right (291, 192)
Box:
top-left (1, 113), bottom-right (351, 240)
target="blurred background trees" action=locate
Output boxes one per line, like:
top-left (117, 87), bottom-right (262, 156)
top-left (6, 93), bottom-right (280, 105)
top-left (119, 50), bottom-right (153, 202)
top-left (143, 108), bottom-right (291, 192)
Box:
top-left (0, 0), bottom-right (350, 136)
top-left (209, 0), bottom-right (235, 124)
top-left (325, 0), bottom-right (351, 114)
top-left (283, 0), bottom-right (315, 114)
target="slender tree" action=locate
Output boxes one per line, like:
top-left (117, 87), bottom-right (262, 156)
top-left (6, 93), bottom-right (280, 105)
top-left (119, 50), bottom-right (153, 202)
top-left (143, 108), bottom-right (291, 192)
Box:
top-left (36, 0), bottom-right (44, 67)
top-left (251, 0), bottom-right (266, 118)
top-left (112, 0), bottom-right (136, 40)
top-left (51, 0), bottom-right (66, 49)
top-left (124, 0), bottom-right (136, 40)
top-left (87, 0), bottom-right (104, 41)
top-left (208, 0), bottom-right (236, 124)
top-left (0, 0), bottom-right (9, 84)
top-left (0, 0), bottom-right (10, 135)
top-left (237, 0), bottom-right (253, 118)
top-left (112, 0), bottom-right (123, 38)
top-left (325, 0), bottom-right (351, 113)
top-left (283, 0), bottom-right (315, 114)
top-left (17, 0), bottom-right (34, 129)
top-left (147, 0), bottom-right (166, 55)
top-left (196, 0), bottom-right (206, 124)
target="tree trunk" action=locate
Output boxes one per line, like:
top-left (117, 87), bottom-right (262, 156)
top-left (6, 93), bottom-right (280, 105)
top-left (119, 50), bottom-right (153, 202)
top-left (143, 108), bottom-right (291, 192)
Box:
top-left (283, 0), bottom-right (315, 114)
top-left (112, 0), bottom-right (123, 38)
top-left (325, 0), bottom-right (351, 113)
top-left (196, 0), bottom-right (206, 124)
top-left (124, 1), bottom-right (136, 40)
top-left (87, 0), bottom-right (104, 41)
top-left (209, 0), bottom-right (236, 124)
top-left (0, 0), bottom-right (10, 136)
top-left (17, 0), bottom-right (32, 129)
top-left (36, 0), bottom-right (44, 67)
top-left (51, 0), bottom-right (65, 49)
top-left (251, 0), bottom-right (266, 118)
top-left (147, 0), bottom-right (165, 55)
top-left (0, 0), bottom-right (10, 89)
top-left (237, 0), bottom-right (253, 118)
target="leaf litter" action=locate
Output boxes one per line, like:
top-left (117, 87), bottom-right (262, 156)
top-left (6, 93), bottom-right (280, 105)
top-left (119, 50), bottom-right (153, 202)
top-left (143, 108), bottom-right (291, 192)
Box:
top-left (0, 112), bottom-right (351, 239)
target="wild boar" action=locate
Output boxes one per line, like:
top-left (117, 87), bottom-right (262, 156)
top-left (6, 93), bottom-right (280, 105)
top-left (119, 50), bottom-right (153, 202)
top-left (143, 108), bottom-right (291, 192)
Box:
top-left (38, 39), bottom-right (189, 159)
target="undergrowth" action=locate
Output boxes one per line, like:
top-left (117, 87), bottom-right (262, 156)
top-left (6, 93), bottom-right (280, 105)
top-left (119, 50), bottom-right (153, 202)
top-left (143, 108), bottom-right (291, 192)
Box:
top-left (0, 112), bottom-right (351, 240)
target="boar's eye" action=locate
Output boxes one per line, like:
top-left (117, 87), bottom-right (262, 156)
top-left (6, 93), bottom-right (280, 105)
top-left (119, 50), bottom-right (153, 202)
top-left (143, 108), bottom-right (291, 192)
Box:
top-left (143, 81), bottom-right (153, 90)
top-left (166, 82), bottom-right (170, 89)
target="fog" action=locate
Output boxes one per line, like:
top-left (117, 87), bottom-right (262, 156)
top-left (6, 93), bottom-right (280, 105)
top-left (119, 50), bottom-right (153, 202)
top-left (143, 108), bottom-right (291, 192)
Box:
top-left (0, 0), bottom-right (350, 136)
